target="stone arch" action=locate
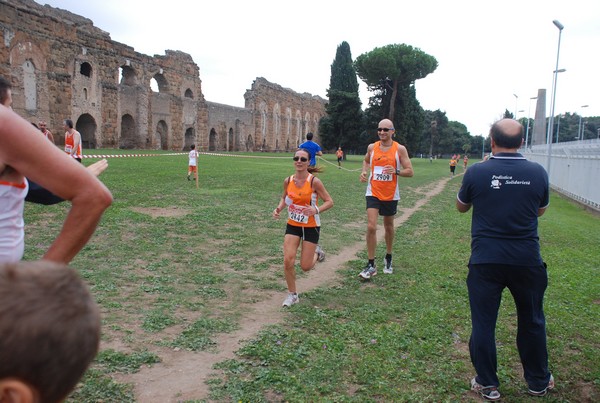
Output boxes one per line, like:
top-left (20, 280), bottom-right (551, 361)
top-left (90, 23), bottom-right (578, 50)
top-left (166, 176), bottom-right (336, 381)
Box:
top-left (75, 113), bottom-right (97, 149)
top-left (228, 128), bottom-right (234, 151)
top-left (80, 62), bottom-right (92, 78)
top-left (119, 114), bottom-right (136, 149)
top-left (151, 72), bottom-right (168, 93)
top-left (246, 135), bottom-right (254, 151)
top-left (184, 88), bottom-right (193, 98)
top-left (184, 127), bottom-right (195, 150)
top-left (22, 59), bottom-right (37, 111)
top-left (119, 65), bottom-right (137, 86)
top-left (209, 128), bottom-right (217, 151)
top-left (155, 120), bottom-right (168, 150)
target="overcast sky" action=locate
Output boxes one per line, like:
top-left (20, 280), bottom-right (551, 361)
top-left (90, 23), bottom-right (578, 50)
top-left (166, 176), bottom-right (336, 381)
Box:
top-left (38, 0), bottom-right (599, 137)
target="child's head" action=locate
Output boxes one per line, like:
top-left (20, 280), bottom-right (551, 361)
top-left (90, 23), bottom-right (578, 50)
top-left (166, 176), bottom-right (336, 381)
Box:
top-left (190, 144), bottom-right (196, 150)
top-left (0, 261), bottom-right (101, 403)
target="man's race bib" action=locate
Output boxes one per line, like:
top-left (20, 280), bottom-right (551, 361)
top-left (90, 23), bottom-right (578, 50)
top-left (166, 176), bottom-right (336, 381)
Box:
top-left (373, 166), bottom-right (392, 182)
top-left (65, 145), bottom-right (73, 153)
top-left (288, 204), bottom-right (309, 224)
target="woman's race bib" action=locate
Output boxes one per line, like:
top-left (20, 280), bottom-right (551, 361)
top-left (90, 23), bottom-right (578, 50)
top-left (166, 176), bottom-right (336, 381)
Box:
top-left (288, 204), bottom-right (309, 224)
top-left (373, 166), bottom-right (392, 182)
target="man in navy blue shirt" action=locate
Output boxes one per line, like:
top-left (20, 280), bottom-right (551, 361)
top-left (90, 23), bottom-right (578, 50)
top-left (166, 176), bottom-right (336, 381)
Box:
top-left (457, 118), bottom-right (553, 401)
top-left (298, 132), bottom-right (322, 167)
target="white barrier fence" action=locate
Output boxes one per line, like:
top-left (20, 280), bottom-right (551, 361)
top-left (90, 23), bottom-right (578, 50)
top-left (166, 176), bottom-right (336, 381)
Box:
top-left (524, 139), bottom-right (600, 211)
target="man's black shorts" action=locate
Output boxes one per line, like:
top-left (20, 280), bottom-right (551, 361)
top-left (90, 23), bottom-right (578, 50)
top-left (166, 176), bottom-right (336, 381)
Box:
top-left (366, 196), bottom-right (398, 216)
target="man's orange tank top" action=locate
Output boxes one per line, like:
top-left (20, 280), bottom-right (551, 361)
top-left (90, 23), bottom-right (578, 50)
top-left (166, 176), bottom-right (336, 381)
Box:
top-left (65, 131), bottom-right (82, 158)
top-left (366, 141), bottom-right (400, 201)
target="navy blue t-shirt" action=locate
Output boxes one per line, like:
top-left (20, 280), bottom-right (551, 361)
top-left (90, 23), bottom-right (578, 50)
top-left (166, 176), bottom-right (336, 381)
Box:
top-left (298, 140), bottom-right (322, 166)
top-left (457, 153), bottom-right (549, 266)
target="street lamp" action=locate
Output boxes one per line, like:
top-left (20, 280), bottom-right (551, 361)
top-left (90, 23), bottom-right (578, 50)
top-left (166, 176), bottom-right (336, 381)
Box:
top-left (578, 105), bottom-right (589, 140)
top-left (525, 96), bottom-right (537, 148)
top-left (546, 19), bottom-right (564, 180)
top-left (513, 94), bottom-right (519, 118)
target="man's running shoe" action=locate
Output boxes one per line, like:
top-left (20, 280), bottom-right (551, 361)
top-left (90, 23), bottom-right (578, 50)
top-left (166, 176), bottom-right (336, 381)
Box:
top-left (282, 292), bottom-right (299, 307)
top-left (528, 374), bottom-right (555, 396)
top-left (383, 258), bottom-right (393, 274)
top-left (471, 377), bottom-right (501, 401)
top-left (359, 263), bottom-right (377, 280)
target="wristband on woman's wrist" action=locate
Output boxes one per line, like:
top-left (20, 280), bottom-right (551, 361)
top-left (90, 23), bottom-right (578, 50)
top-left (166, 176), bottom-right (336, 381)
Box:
top-left (314, 205), bottom-right (320, 214)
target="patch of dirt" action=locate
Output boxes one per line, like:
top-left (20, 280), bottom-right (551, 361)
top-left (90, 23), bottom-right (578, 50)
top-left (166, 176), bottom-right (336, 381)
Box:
top-left (130, 207), bottom-right (191, 218)
top-left (117, 177), bottom-right (452, 402)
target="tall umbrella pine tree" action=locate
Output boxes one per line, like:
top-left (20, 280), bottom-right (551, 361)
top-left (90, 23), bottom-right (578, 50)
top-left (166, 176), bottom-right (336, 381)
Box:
top-left (354, 44), bottom-right (438, 148)
top-left (319, 41), bottom-right (363, 152)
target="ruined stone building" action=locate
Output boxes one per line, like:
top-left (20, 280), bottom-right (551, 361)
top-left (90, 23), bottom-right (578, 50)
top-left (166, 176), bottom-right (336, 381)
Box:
top-left (0, 0), bottom-right (326, 151)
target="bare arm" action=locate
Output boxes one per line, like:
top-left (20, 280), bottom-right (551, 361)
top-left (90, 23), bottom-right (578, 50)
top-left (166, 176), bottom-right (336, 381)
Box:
top-left (272, 177), bottom-right (289, 219)
top-left (310, 178), bottom-right (333, 215)
top-left (0, 107), bottom-right (112, 263)
top-left (71, 131), bottom-right (81, 156)
top-left (538, 207), bottom-right (547, 217)
top-left (359, 144), bottom-right (374, 182)
top-left (456, 198), bottom-right (471, 213)
top-left (396, 145), bottom-right (414, 177)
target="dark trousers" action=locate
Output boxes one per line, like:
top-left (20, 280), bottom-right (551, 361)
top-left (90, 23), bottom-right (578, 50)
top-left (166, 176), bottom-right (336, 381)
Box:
top-left (467, 263), bottom-right (551, 390)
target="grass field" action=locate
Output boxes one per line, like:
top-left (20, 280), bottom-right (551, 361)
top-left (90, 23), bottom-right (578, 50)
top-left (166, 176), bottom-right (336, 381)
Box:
top-left (23, 152), bottom-right (599, 402)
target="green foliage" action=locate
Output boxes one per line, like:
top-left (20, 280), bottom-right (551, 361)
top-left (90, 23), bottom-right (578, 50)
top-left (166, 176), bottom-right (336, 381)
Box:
top-left (354, 43), bottom-right (437, 154)
top-left (320, 41), bottom-right (363, 153)
top-left (354, 43), bottom-right (437, 120)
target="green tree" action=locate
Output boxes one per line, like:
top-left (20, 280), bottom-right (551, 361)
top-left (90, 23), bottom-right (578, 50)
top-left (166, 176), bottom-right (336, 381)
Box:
top-left (354, 44), bottom-right (437, 155)
top-left (319, 41), bottom-right (363, 153)
top-left (354, 44), bottom-right (437, 120)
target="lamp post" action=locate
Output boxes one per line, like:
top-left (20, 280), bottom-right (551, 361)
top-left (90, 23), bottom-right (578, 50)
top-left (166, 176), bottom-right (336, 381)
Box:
top-left (513, 94), bottom-right (519, 118)
top-left (578, 104), bottom-right (589, 140)
top-left (546, 19), bottom-right (564, 180)
top-left (525, 96), bottom-right (537, 148)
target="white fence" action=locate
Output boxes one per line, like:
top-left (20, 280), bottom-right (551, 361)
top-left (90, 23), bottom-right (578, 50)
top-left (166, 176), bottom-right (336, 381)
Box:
top-left (524, 139), bottom-right (600, 211)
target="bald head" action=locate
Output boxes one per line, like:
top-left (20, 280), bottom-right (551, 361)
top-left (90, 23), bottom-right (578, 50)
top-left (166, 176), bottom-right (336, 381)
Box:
top-left (490, 119), bottom-right (524, 150)
top-left (378, 119), bottom-right (394, 129)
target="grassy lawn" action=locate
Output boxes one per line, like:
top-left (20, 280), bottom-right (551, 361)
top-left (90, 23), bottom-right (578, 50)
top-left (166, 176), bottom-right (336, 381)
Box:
top-left (23, 153), bottom-right (599, 402)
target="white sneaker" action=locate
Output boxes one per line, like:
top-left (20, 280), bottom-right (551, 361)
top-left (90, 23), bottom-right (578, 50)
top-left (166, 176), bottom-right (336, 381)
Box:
top-left (359, 264), bottom-right (377, 279)
top-left (282, 292), bottom-right (299, 307)
top-left (383, 258), bottom-right (393, 274)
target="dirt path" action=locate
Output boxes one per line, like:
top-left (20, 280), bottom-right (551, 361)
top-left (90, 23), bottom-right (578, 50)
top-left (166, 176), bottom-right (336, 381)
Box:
top-left (118, 177), bottom-right (452, 402)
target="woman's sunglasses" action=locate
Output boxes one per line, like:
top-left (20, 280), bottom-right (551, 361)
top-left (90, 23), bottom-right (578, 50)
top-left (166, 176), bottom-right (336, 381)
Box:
top-left (293, 156), bottom-right (308, 162)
